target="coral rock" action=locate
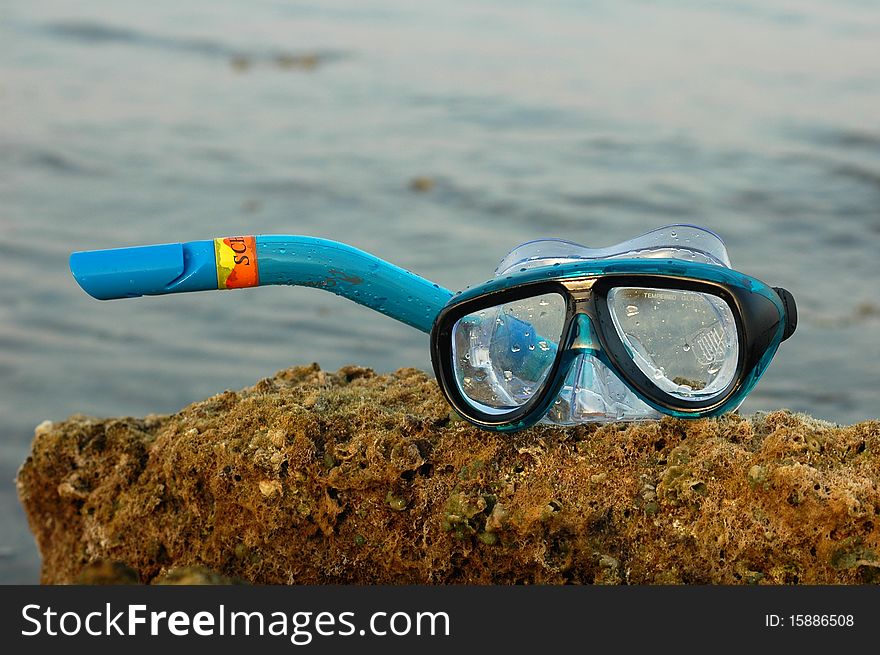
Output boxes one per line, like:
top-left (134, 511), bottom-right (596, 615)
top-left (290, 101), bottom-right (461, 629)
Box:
top-left (16, 365), bottom-right (880, 584)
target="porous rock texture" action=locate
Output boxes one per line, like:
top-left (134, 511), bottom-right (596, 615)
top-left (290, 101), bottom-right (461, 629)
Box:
top-left (17, 364), bottom-right (880, 584)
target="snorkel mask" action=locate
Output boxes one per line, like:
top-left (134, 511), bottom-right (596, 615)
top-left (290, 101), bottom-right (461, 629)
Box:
top-left (70, 225), bottom-right (797, 432)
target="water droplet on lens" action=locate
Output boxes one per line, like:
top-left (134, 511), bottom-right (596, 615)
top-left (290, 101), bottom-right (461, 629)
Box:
top-left (511, 344), bottom-right (521, 353)
top-left (503, 370), bottom-right (513, 381)
top-left (683, 343), bottom-right (691, 352)
top-left (626, 305), bottom-right (639, 317)
top-left (528, 343), bottom-right (535, 351)
top-left (538, 299), bottom-right (549, 307)
top-left (538, 341), bottom-right (550, 351)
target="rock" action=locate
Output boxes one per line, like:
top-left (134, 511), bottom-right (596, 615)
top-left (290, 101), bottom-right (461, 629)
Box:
top-left (229, 55), bottom-right (252, 72)
top-left (408, 176), bottom-right (435, 192)
top-left (16, 364), bottom-right (880, 584)
top-left (74, 560), bottom-right (140, 585)
top-left (274, 53), bottom-right (320, 70)
top-left (258, 479), bottom-right (283, 498)
top-left (152, 566), bottom-right (245, 585)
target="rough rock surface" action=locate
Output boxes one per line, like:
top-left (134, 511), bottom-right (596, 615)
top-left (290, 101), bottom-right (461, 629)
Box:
top-left (17, 364), bottom-right (880, 584)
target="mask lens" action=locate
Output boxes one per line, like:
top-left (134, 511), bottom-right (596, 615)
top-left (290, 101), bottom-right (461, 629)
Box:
top-left (452, 292), bottom-right (566, 414)
top-left (607, 287), bottom-right (739, 400)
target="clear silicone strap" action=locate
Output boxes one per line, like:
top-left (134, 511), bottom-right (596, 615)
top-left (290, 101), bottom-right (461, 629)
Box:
top-left (496, 224), bottom-right (731, 275)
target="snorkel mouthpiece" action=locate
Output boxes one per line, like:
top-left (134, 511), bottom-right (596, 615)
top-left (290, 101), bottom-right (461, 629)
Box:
top-left (70, 241), bottom-right (218, 300)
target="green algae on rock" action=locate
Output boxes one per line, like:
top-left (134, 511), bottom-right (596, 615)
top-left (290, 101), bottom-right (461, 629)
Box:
top-left (73, 560), bottom-right (243, 585)
top-left (74, 560), bottom-right (141, 585)
top-left (16, 364), bottom-right (880, 584)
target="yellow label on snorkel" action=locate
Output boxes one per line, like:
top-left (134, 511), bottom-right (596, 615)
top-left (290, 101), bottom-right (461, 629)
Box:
top-left (215, 236), bottom-right (259, 289)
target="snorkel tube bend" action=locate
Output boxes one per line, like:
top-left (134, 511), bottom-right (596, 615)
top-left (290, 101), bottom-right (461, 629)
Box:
top-left (70, 235), bottom-right (453, 333)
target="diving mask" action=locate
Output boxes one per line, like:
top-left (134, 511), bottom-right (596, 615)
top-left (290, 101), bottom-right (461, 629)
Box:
top-left (69, 225), bottom-right (796, 432)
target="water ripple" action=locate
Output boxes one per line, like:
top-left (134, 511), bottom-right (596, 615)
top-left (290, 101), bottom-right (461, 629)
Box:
top-left (43, 20), bottom-right (348, 70)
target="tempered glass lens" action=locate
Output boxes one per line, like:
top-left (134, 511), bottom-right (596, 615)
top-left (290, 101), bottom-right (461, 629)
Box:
top-left (452, 293), bottom-right (566, 414)
top-left (607, 287), bottom-right (739, 400)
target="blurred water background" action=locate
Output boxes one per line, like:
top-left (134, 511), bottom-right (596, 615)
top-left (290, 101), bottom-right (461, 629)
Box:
top-left (1, 0), bottom-right (879, 582)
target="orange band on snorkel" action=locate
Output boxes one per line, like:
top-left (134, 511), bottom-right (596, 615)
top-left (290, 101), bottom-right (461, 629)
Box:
top-left (215, 236), bottom-right (259, 289)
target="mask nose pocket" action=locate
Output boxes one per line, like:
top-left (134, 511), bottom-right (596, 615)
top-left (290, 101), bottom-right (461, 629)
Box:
top-left (543, 315), bottom-right (659, 423)
top-left (543, 353), bottom-right (660, 424)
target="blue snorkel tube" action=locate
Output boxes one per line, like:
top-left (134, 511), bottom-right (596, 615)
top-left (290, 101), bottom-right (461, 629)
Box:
top-left (70, 235), bottom-right (453, 333)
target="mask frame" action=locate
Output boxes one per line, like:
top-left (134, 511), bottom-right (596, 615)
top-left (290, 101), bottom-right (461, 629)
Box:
top-left (430, 259), bottom-right (793, 431)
